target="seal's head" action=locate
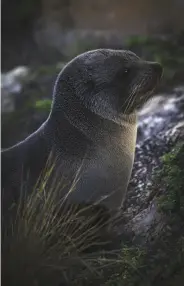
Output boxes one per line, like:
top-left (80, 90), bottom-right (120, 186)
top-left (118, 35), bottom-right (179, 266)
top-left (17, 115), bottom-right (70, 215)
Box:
top-left (52, 49), bottom-right (163, 121)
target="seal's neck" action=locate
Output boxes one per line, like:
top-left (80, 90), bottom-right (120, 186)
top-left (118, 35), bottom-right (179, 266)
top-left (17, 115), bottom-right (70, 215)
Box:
top-left (50, 90), bottom-right (137, 146)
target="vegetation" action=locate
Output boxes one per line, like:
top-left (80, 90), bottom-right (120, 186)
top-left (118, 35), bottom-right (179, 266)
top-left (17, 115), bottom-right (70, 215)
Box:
top-left (3, 143), bottom-right (183, 285)
top-left (35, 99), bottom-right (52, 112)
top-left (157, 143), bottom-right (184, 216)
top-left (2, 163), bottom-right (144, 286)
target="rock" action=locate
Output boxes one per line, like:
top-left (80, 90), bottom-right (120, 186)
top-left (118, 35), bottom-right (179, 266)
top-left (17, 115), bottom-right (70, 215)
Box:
top-left (125, 201), bottom-right (164, 243)
top-left (1, 89), bottom-right (15, 113)
top-left (1, 66), bottom-right (29, 113)
top-left (137, 87), bottom-right (184, 141)
top-left (1, 64), bottom-right (64, 147)
top-left (125, 86), bottom-right (184, 220)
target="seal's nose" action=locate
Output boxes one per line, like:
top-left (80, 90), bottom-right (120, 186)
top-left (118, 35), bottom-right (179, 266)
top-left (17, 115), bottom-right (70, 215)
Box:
top-left (150, 62), bottom-right (163, 79)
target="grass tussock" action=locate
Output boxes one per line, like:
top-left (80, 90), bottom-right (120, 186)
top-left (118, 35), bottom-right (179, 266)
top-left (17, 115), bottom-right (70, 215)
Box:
top-left (2, 158), bottom-right (139, 286)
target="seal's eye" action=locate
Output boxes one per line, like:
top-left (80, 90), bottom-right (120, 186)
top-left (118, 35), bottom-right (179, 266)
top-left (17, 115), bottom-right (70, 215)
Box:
top-left (124, 68), bottom-right (129, 74)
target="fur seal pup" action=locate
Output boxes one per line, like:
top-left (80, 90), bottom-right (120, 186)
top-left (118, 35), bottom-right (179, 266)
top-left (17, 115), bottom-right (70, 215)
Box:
top-left (1, 49), bottom-right (163, 215)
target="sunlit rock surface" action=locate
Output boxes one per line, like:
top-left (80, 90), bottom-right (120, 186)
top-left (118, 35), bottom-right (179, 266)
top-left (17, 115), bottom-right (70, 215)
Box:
top-left (125, 86), bottom-right (184, 224)
top-left (1, 67), bottom-right (29, 113)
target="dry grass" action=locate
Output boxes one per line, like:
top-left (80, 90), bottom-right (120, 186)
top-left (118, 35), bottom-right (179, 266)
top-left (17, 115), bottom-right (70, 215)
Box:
top-left (2, 159), bottom-right (126, 286)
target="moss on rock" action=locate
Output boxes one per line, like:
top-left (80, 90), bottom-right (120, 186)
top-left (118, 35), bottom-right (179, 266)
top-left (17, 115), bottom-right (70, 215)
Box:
top-left (157, 144), bottom-right (184, 217)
